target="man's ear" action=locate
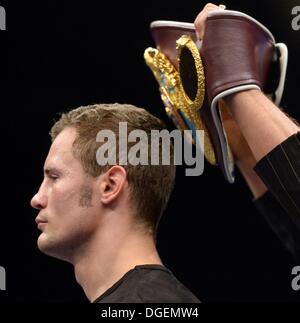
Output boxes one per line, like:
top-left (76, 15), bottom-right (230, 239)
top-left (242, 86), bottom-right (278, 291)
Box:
top-left (99, 166), bottom-right (128, 205)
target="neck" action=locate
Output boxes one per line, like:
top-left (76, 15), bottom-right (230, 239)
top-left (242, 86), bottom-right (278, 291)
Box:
top-left (73, 225), bottom-right (162, 302)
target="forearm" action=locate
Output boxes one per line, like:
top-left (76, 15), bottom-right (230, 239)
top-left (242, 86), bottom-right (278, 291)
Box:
top-left (225, 89), bottom-right (300, 161)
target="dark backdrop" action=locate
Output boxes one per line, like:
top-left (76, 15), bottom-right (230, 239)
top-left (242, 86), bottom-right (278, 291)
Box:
top-left (0, 0), bottom-right (300, 303)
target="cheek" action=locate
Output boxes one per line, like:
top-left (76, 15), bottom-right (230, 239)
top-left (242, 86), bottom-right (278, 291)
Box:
top-left (47, 181), bottom-right (97, 229)
top-left (48, 181), bottom-right (81, 217)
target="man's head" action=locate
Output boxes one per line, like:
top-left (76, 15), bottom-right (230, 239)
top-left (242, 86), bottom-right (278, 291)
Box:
top-left (31, 103), bottom-right (176, 262)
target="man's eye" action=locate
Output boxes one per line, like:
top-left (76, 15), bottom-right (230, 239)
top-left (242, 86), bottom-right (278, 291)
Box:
top-left (49, 175), bottom-right (59, 181)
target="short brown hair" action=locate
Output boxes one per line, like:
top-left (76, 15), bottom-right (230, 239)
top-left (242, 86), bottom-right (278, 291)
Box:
top-left (50, 103), bottom-right (176, 233)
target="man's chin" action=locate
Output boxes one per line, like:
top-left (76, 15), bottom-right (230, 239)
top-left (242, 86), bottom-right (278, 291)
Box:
top-left (37, 234), bottom-right (70, 262)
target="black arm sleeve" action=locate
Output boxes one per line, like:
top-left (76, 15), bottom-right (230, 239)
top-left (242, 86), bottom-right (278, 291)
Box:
top-left (254, 191), bottom-right (300, 261)
top-left (254, 132), bottom-right (300, 230)
top-left (253, 132), bottom-right (300, 261)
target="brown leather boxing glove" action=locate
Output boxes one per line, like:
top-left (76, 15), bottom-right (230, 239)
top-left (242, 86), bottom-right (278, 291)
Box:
top-left (144, 9), bottom-right (287, 182)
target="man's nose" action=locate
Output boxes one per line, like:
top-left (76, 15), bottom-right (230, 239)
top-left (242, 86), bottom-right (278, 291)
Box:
top-left (30, 188), bottom-right (47, 210)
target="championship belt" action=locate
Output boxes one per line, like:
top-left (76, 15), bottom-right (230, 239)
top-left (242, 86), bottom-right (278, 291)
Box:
top-left (144, 9), bottom-right (288, 182)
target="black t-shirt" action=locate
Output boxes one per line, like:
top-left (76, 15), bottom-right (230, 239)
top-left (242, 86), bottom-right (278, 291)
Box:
top-left (93, 264), bottom-right (200, 303)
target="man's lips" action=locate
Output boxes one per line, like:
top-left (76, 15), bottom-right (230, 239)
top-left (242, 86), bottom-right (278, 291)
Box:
top-left (35, 217), bottom-right (48, 229)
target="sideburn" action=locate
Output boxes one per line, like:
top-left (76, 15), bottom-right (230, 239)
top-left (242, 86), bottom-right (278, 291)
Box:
top-left (79, 184), bottom-right (93, 207)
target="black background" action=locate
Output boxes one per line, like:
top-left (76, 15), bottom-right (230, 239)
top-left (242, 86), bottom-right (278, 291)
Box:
top-left (0, 0), bottom-right (300, 303)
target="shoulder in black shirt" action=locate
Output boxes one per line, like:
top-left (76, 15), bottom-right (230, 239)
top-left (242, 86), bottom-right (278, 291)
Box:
top-left (93, 264), bottom-right (200, 303)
